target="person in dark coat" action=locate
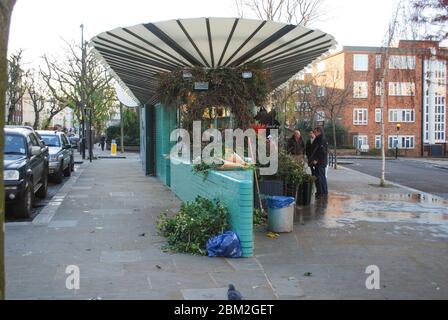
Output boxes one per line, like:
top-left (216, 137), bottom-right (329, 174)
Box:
top-left (287, 130), bottom-right (305, 161)
top-left (309, 127), bottom-right (328, 198)
top-left (305, 130), bottom-right (317, 175)
top-left (100, 136), bottom-right (106, 151)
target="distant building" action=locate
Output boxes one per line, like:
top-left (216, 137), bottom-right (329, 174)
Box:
top-left (306, 40), bottom-right (447, 157)
top-left (15, 92), bottom-right (75, 130)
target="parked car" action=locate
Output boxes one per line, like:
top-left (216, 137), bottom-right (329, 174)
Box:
top-left (37, 130), bottom-right (74, 183)
top-left (5, 125), bottom-right (48, 150)
top-left (4, 128), bottom-right (49, 218)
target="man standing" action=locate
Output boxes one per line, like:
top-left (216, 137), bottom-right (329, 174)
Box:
top-left (305, 130), bottom-right (317, 175)
top-left (287, 130), bottom-right (305, 162)
top-left (310, 127), bottom-right (328, 198)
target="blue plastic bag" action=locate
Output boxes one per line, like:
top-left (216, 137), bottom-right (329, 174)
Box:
top-left (265, 196), bottom-right (295, 209)
top-left (206, 231), bottom-right (242, 258)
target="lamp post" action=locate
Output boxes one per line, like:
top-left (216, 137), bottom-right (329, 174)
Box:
top-left (395, 123), bottom-right (401, 160)
top-left (85, 106), bottom-right (93, 162)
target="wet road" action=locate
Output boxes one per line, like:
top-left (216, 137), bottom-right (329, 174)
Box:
top-left (343, 159), bottom-right (448, 199)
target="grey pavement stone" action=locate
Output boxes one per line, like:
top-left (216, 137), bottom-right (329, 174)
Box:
top-left (181, 287), bottom-right (228, 300)
top-left (89, 209), bottom-right (135, 216)
top-left (68, 194), bottom-right (89, 199)
top-left (100, 250), bottom-right (143, 263)
top-left (48, 220), bottom-right (79, 228)
top-left (72, 186), bottom-right (93, 190)
top-left (109, 192), bottom-right (134, 197)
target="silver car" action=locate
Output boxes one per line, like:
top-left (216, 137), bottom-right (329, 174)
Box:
top-left (37, 130), bottom-right (74, 183)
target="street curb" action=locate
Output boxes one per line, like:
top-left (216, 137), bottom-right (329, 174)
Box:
top-left (338, 165), bottom-right (446, 202)
top-left (31, 163), bottom-right (88, 226)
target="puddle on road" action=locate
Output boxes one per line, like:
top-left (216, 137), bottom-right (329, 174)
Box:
top-left (297, 192), bottom-right (448, 238)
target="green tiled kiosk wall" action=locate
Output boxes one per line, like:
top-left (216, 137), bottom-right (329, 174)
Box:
top-left (155, 103), bottom-right (176, 186)
top-left (152, 103), bottom-right (254, 257)
top-left (171, 162), bottom-right (254, 257)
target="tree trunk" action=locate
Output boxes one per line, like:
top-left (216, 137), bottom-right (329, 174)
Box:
top-left (33, 111), bottom-right (40, 129)
top-left (120, 103), bottom-right (124, 153)
top-left (0, 0), bottom-right (17, 301)
top-left (332, 117), bottom-right (338, 170)
top-left (7, 103), bottom-right (15, 124)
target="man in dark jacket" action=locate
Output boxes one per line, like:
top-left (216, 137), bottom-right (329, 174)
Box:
top-left (305, 130), bottom-right (317, 174)
top-left (310, 127), bottom-right (328, 198)
top-left (287, 130), bottom-right (305, 161)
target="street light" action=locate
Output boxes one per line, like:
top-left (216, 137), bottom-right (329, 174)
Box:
top-left (85, 106), bottom-right (93, 162)
top-left (395, 123), bottom-right (401, 160)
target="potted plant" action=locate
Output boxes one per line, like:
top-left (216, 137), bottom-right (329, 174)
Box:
top-left (275, 151), bottom-right (315, 206)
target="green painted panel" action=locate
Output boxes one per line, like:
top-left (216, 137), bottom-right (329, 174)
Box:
top-left (171, 162), bottom-right (254, 257)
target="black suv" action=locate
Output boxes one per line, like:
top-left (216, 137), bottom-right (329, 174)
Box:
top-left (4, 128), bottom-right (49, 218)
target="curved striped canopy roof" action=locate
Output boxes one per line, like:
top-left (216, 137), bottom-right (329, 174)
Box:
top-left (91, 17), bottom-right (336, 105)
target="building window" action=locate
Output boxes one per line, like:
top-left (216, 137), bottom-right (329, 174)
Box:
top-left (424, 60), bottom-right (446, 143)
top-left (317, 87), bottom-right (326, 97)
top-left (353, 135), bottom-right (368, 149)
top-left (353, 54), bottom-right (369, 71)
top-left (388, 82), bottom-right (415, 96)
top-left (353, 108), bottom-right (368, 125)
top-left (375, 135), bottom-right (382, 149)
top-left (389, 55), bottom-right (416, 70)
top-left (435, 99), bottom-right (446, 141)
top-left (375, 108), bottom-right (382, 123)
top-left (296, 102), bottom-right (311, 112)
top-left (375, 55), bottom-right (382, 69)
top-left (388, 109), bottom-right (415, 122)
top-left (353, 81), bottom-right (368, 98)
top-left (388, 136), bottom-right (415, 149)
top-left (315, 111), bottom-right (325, 122)
top-left (375, 81), bottom-right (383, 96)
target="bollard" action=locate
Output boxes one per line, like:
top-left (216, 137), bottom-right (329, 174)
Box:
top-left (111, 139), bottom-right (117, 156)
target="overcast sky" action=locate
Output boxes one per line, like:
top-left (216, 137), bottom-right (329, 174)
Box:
top-left (9, 0), bottom-right (398, 67)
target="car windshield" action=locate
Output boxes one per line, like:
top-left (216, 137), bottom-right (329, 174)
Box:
top-left (4, 134), bottom-right (27, 155)
top-left (41, 135), bottom-right (60, 147)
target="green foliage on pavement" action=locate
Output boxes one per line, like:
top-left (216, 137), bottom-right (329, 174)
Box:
top-left (157, 197), bottom-right (230, 255)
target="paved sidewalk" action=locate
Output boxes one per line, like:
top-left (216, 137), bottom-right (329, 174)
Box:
top-left (5, 157), bottom-right (448, 300)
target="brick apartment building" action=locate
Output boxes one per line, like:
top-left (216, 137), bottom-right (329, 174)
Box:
top-left (308, 40), bottom-right (447, 157)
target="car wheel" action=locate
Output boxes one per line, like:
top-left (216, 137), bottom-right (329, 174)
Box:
top-left (54, 163), bottom-right (64, 184)
top-left (36, 170), bottom-right (48, 199)
top-left (14, 180), bottom-right (33, 219)
top-left (70, 157), bottom-right (75, 172)
top-left (63, 160), bottom-right (72, 177)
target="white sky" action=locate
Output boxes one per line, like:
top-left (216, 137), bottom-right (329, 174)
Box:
top-left (9, 0), bottom-right (398, 67)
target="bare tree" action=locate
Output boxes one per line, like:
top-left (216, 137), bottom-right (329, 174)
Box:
top-left (6, 50), bottom-right (27, 125)
top-left (27, 71), bottom-right (48, 129)
top-left (376, 0), bottom-right (421, 186)
top-left (378, 4), bottom-right (402, 187)
top-left (235, 0), bottom-right (326, 26)
top-left (313, 71), bottom-right (351, 169)
top-left (1, 0), bottom-right (17, 301)
top-left (41, 40), bottom-right (116, 134)
top-left (41, 98), bottom-right (67, 129)
top-left (410, 0), bottom-right (448, 40)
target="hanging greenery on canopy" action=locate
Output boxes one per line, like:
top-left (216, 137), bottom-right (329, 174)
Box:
top-left (157, 61), bottom-right (271, 130)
